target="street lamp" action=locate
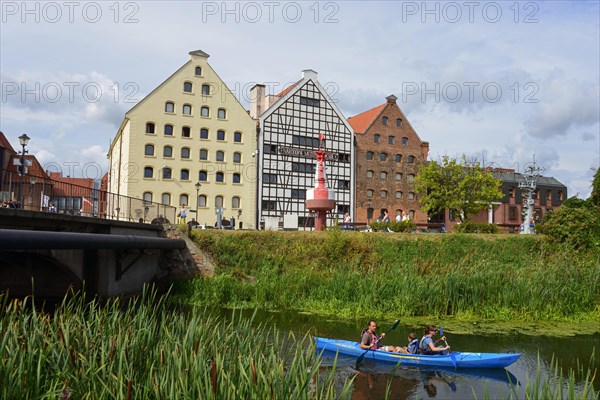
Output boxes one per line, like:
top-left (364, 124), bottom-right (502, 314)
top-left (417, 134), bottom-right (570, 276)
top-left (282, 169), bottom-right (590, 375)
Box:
top-left (17, 134), bottom-right (30, 209)
top-left (195, 182), bottom-right (201, 218)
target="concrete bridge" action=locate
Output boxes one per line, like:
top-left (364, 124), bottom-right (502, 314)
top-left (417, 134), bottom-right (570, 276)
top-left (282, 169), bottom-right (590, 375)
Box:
top-left (0, 208), bottom-right (186, 299)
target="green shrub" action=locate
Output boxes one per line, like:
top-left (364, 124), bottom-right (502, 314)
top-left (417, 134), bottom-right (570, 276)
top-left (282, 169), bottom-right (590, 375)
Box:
top-left (369, 220), bottom-right (416, 232)
top-left (454, 222), bottom-right (499, 234)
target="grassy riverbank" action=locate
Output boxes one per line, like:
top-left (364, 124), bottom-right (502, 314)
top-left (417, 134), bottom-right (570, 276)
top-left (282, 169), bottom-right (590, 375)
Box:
top-left (175, 231), bottom-right (600, 327)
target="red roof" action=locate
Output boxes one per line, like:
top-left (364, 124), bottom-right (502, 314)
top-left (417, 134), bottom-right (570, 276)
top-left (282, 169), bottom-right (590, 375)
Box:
top-left (49, 172), bottom-right (94, 189)
top-left (0, 132), bottom-right (16, 153)
top-left (347, 104), bottom-right (386, 134)
top-left (277, 80), bottom-right (301, 97)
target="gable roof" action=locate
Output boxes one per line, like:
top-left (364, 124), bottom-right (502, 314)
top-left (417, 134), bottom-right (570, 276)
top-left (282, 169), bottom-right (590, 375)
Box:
top-left (277, 81), bottom-right (300, 97)
top-left (347, 104), bottom-right (386, 134)
top-left (0, 132), bottom-right (16, 153)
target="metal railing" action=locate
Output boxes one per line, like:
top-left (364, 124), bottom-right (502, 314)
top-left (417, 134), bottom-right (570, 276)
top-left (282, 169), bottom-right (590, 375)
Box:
top-left (0, 168), bottom-right (176, 224)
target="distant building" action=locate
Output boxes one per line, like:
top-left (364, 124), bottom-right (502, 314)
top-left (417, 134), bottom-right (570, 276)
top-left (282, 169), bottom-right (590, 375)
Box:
top-left (250, 70), bottom-right (355, 230)
top-left (107, 50), bottom-right (257, 228)
top-left (348, 95), bottom-right (429, 224)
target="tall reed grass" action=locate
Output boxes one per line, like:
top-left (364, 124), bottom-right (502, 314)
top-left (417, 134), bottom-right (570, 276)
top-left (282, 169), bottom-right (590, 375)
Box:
top-left (180, 231), bottom-right (600, 322)
top-left (0, 288), bottom-right (353, 399)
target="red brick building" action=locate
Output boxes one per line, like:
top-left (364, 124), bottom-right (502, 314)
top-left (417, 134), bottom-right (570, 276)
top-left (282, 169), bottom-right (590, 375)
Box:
top-left (348, 95), bottom-right (429, 224)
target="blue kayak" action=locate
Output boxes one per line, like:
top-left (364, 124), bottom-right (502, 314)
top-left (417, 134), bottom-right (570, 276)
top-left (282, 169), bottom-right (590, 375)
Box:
top-left (314, 337), bottom-right (521, 369)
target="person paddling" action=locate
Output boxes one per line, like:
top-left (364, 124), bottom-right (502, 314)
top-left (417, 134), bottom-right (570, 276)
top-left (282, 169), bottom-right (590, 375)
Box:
top-left (360, 320), bottom-right (401, 352)
top-left (420, 325), bottom-right (450, 355)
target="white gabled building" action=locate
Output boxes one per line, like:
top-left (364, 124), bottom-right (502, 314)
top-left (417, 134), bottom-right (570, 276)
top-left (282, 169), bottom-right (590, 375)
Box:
top-left (250, 70), bottom-right (355, 230)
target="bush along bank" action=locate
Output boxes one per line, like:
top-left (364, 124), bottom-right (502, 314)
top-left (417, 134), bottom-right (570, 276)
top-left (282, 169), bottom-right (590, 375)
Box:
top-left (174, 231), bottom-right (600, 323)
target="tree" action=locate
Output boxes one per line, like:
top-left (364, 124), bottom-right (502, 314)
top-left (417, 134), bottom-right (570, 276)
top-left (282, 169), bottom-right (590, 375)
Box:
top-left (414, 155), bottom-right (503, 222)
top-left (590, 168), bottom-right (600, 207)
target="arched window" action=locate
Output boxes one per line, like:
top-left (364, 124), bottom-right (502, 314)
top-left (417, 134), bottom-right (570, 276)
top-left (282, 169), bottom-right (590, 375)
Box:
top-left (179, 194), bottom-right (189, 206)
top-left (380, 153), bottom-right (387, 161)
top-left (366, 170), bottom-right (374, 179)
top-left (402, 137), bottom-right (409, 146)
top-left (396, 118), bottom-right (402, 127)
top-left (388, 136), bottom-right (395, 144)
top-left (201, 106), bottom-right (209, 117)
top-left (195, 66), bottom-right (202, 76)
top-left (199, 170), bottom-right (207, 182)
top-left (182, 126), bottom-right (191, 137)
top-left (380, 190), bottom-right (388, 198)
top-left (374, 134), bottom-right (380, 143)
top-left (215, 195), bottom-right (223, 208)
top-left (144, 144), bottom-right (154, 156)
top-left (233, 152), bottom-right (241, 163)
top-left (164, 125), bottom-right (173, 136)
top-left (182, 104), bottom-right (192, 115)
top-left (162, 167), bottom-right (172, 179)
top-left (144, 167), bottom-right (153, 178)
top-left (198, 195), bottom-right (207, 207)
top-left (233, 173), bottom-right (241, 183)
top-left (366, 151), bottom-right (373, 160)
top-left (234, 132), bottom-right (242, 142)
top-left (199, 149), bottom-right (208, 160)
top-left (163, 146), bottom-right (173, 158)
top-left (202, 84), bottom-right (210, 95)
top-left (216, 172), bottom-right (224, 182)
top-left (161, 193), bottom-right (171, 206)
top-left (232, 196), bottom-right (240, 208)
top-left (408, 192), bottom-right (415, 200)
top-left (395, 154), bottom-right (402, 162)
top-left (382, 116), bottom-right (388, 125)
top-left (143, 192), bottom-right (152, 203)
top-left (165, 102), bottom-right (174, 113)
top-left (183, 82), bottom-right (192, 93)
top-left (181, 147), bottom-right (190, 159)
top-left (409, 210), bottom-right (415, 219)
top-left (366, 189), bottom-right (374, 198)
top-left (408, 174), bottom-right (415, 182)
top-left (200, 128), bottom-right (209, 139)
top-left (217, 130), bottom-right (225, 141)
top-left (146, 122), bottom-right (155, 134)
top-left (395, 191), bottom-right (403, 199)
top-left (407, 155), bottom-right (415, 164)
top-left (380, 171), bottom-right (388, 179)
top-left (395, 173), bottom-right (403, 181)
top-left (217, 108), bottom-right (226, 119)
top-left (216, 151), bottom-right (224, 161)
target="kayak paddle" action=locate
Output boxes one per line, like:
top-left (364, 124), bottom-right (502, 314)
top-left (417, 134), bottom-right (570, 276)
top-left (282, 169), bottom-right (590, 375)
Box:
top-left (440, 325), bottom-right (457, 369)
top-left (355, 320), bottom-right (400, 369)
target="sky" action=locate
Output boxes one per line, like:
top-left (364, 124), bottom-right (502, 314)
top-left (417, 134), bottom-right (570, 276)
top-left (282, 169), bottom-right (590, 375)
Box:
top-left (1, 0), bottom-right (599, 197)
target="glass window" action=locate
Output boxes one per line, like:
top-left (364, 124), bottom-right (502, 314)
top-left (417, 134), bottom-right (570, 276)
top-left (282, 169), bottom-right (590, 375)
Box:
top-left (366, 189), bottom-right (373, 198)
top-left (201, 106), bottom-right (209, 117)
top-left (164, 125), bottom-right (173, 136)
top-left (179, 194), bottom-right (189, 206)
top-left (233, 152), bottom-right (241, 163)
top-left (199, 149), bottom-right (208, 160)
top-left (163, 146), bottom-right (173, 158)
top-left (182, 126), bottom-right (191, 137)
top-left (407, 155), bottom-right (415, 164)
top-left (402, 137), bottom-right (409, 146)
top-left (180, 169), bottom-right (190, 181)
top-left (165, 102), bottom-right (174, 113)
top-left (380, 190), bottom-right (388, 198)
top-left (380, 171), bottom-right (387, 179)
top-left (232, 196), bottom-right (240, 208)
top-left (233, 173), bottom-right (241, 183)
top-left (144, 167), bottom-right (153, 178)
top-left (374, 134), bottom-right (380, 143)
top-left (408, 174), bottom-right (415, 182)
top-left (409, 210), bottom-right (415, 219)
top-left (200, 128), bottom-right (208, 139)
top-left (366, 151), bottom-right (373, 160)
top-left (395, 154), bottom-right (402, 162)
top-left (162, 168), bottom-right (172, 179)
top-left (161, 193), bottom-right (171, 206)
top-left (366, 170), bottom-right (374, 179)
top-left (198, 195), bottom-right (207, 207)
top-left (195, 66), bottom-right (202, 76)
top-left (183, 104), bottom-right (192, 115)
top-left (144, 144), bottom-right (154, 156)
top-left (217, 130), bottom-right (225, 141)
top-left (215, 196), bottom-right (223, 208)
top-left (183, 82), bottom-right (192, 93)
top-left (216, 172), bottom-right (224, 182)
top-left (202, 84), bottom-right (210, 95)
top-left (216, 151), bottom-right (224, 161)
top-left (382, 116), bottom-right (388, 125)
top-left (408, 192), bottom-right (415, 200)
top-left (395, 173), bottom-right (402, 181)
top-left (199, 170), bottom-right (207, 182)
top-left (396, 118), bottom-right (402, 127)
top-left (146, 122), bottom-right (155, 134)
top-left (218, 108), bottom-right (226, 119)
top-left (395, 191), bottom-right (402, 199)
top-left (380, 153), bottom-right (387, 161)
top-left (388, 136), bottom-right (395, 144)
top-left (181, 148), bottom-right (190, 159)
top-left (234, 132), bottom-right (242, 142)
top-left (143, 192), bottom-right (152, 203)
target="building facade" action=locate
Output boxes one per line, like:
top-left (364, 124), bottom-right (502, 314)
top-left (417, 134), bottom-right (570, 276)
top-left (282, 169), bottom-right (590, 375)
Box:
top-left (108, 50), bottom-right (257, 228)
top-left (250, 70), bottom-right (355, 230)
top-left (349, 95), bottom-right (429, 224)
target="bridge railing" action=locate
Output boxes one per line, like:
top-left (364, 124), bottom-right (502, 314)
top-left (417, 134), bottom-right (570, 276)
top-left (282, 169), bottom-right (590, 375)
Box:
top-left (0, 168), bottom-right (176, 224)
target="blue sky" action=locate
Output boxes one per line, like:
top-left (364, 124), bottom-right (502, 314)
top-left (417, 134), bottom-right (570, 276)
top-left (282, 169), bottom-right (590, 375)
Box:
top-left (1, 0), bottom-right (599, 196)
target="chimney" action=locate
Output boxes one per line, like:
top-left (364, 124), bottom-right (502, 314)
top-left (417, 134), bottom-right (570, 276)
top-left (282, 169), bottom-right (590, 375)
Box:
top-left (302, 69), bottom-right (318, 80)
top-left (250, 84), bottom-right (265, 119)
top-left (386, 94), bottom-right (397, 104)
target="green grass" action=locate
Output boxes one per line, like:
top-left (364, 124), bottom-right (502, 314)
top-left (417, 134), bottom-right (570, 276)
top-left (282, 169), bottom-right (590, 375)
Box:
top-left (176, 231), bottom-right (600, 323)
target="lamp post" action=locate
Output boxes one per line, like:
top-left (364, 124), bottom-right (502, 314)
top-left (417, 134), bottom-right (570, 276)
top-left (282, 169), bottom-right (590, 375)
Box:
top-left (195, 182), bottom-right (201, 219)
top-left (237, 208), bottom-right (242, 229)
top-left (17, 134), bottom-right (30, 209)
top-left (29, 176), bottom-right (36, 211)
